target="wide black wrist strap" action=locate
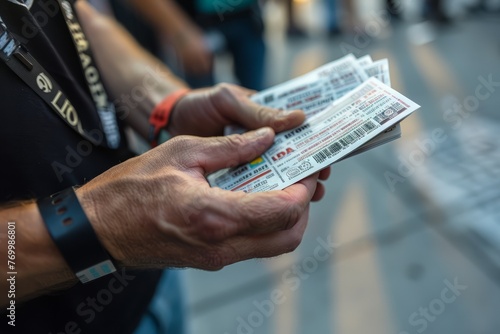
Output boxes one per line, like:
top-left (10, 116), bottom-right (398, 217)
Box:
top-left (38, 187), bottom-right (116, 283)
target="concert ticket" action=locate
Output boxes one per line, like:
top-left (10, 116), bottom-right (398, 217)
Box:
top-left (208, 78), bottom-right (420, 193)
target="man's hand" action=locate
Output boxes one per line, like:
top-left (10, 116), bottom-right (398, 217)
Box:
top-left (166, 83), bottom-right (330, 200)
top-left (76, 128), bottom-right (322, 270)
top-left (167, 83), bottom-right (307, 138)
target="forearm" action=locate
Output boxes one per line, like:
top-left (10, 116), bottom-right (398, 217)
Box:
top-left (0, 202), bottom-right (76, 307)
top-left (75, 1), bottom-right (187, 140)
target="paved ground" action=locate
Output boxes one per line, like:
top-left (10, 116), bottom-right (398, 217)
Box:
top-left (184, 3), bottom-right (500, 334)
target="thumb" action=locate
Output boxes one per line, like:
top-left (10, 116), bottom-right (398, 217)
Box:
top-left (197, 127), bottom-right (275, 174)
top-left (239, 102), bottom-right (306, 134)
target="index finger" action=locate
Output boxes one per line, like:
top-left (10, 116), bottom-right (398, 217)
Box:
top-left (201, 173), bottom-right (319, 238)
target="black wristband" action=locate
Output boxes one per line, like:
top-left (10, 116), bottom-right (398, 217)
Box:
top-left (38, 187), bottom-right (116, 283)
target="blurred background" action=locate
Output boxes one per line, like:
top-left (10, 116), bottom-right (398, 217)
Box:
top-left (96, 0), bottom-right (500, 333)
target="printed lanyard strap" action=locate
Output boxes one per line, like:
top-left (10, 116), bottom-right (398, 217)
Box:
top-left (0, 0), bottom-right (121, 149)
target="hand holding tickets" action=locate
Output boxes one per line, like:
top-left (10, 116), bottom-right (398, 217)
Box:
top-left (209, 54), bottom-right (421, 193)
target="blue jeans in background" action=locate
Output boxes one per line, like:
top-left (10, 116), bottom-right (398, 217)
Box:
top-left (186, 15), bottom-right (266, 91)
top-left (134, 270), bottom-right (188, 334)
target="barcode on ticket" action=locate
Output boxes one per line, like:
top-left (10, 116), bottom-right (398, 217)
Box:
top-left (312, 121), bottom-right (377, 163)
top-left (312, 143), bottom-right (343, 163)
top-left (361, 121), bottom-right (376, 132)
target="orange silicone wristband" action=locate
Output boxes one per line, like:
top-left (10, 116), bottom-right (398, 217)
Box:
top-left (149, 88), bottom-right (190, 147)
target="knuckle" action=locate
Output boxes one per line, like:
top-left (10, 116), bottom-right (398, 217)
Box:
top-left (212, 83), bottom-right (240, 110)
top-left (215, 83), bottom-right (235, 99)
top-left (180, 194), bottom-right (209, 225)
top-left (168, 135), bottom-right (195, 151)
top-left (197, 221), bottom-right (229, 242)
top-left (255, 105), bottom-right (276, 125)
top-left (216, 82), bottom-right (233, 91)
top-left (238, 194), bottom-right (304, 232)
top-left (280, 201), bottom-right (303, 230)
top-left (256, 106), bottom-right (271, 121)
top-left (200, 249), bottom-right (228, 271)
top-left (271, 117), bottom-right (289, 132)
top-left (189, 204), bottom-right (234, 242)
top-left (287, 229), bottom-right (304, 252)
top-left (167, 135), bottom-right (206, 167)
top-left (225, 133), bottom-right (247, 150)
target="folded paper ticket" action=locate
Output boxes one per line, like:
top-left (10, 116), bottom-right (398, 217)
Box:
top-left (226, 54), bottom-right (401, 157)
top-left (209, 77), bottom-right (421, 193)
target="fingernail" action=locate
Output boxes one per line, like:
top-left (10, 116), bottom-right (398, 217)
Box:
top-left (279, 110), bottom-right (296, 118)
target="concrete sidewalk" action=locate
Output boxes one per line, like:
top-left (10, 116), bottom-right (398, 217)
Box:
top-left (185, 8), bottom-right (500, 334)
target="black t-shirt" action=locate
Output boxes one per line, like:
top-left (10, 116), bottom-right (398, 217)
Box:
top-left (0, 1), bottom-right (161, 333)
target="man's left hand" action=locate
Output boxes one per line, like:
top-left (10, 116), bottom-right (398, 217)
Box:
top-left (167, 83), bottom-right (306, 137)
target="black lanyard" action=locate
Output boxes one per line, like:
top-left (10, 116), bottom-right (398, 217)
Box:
top-left (0, 0), bottom-right (121, 149)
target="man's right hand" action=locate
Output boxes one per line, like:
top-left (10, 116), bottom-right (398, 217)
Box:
top-left (76, 128), bottom-right (320, 270)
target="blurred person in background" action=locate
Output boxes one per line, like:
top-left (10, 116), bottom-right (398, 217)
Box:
top-left (424, 0), bottom-right (451, 23)
top-left (286, 0), bottom-right (356, 37)
top-left (338, 0), bottom-right (357, 32)
top-left (110, 0), bottom-right (266, 90)
top-left (386, 0), bottom-right (402, 19)
top-left (284, 0), bottom-right (307, 37)
top-left (325, 0), bottom-right (341, 36)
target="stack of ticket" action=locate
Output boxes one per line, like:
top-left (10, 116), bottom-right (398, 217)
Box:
top-left (208, 54), bottom-right (421, 193)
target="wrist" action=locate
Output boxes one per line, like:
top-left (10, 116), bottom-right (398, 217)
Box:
top-left (17, 203), bottom-right (76, 293)
top-left (149, 88), bottom-right (190, 146)
top-left (75, 186), bottom-right (125, 264)
top-left (38, 187), bottom-right (118, 283)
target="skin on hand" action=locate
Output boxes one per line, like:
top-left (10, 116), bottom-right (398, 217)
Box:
top-left (167, 83), bottom-right (307, 137)
top-left (77, 128), bottom-right (321, 270)
top-left (167, 83), bottom-right (331, 200)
